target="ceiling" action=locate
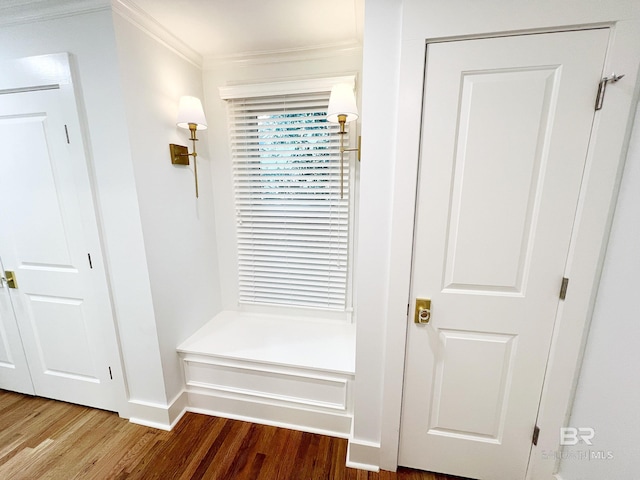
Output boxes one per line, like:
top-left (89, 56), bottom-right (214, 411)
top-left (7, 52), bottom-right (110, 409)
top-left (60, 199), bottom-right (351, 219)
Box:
top-left (1, 0), bottom-right (364, 60)
top-left (129, 0), bottom-right (364, 59)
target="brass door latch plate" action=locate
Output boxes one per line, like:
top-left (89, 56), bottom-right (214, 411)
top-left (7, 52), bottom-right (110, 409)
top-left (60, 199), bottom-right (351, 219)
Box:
top-left (4, 271), bottom-right (18, 289)
top-left (414, 298), bottom-right (431, 324)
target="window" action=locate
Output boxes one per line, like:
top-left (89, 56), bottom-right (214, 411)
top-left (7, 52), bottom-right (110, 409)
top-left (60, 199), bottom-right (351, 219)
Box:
top-left (222, 77), bottom-right (355, 312)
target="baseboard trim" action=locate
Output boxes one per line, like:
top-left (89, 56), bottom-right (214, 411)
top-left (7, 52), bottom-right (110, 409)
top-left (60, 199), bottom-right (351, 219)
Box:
top-left (346, 438), bottom-right (381, 472)
top-left (187, 389), bottom-right (352, 439)
top-left (168, 390), bottom-right (188, 428)
top-left (128, 405), bottom-right (172, 431)
top-left (127, 390), bottom-right (188, 431)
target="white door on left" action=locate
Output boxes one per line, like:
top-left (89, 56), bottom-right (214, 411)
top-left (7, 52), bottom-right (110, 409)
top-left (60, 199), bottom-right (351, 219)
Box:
top-left (0, 254), bottom-right (34, 395)
top-left (0, 54), bottom-right (123, 411)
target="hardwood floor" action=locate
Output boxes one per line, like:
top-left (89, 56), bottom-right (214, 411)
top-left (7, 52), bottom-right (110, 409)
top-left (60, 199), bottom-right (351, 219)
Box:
top-left (0, 390), bottom-right (469, 479)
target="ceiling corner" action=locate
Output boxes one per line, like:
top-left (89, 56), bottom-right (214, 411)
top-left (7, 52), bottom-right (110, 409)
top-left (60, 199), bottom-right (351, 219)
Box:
top-left (0, 0), bottom-right (110, 27)
top-left (111, 0), bottom-right (203, 69)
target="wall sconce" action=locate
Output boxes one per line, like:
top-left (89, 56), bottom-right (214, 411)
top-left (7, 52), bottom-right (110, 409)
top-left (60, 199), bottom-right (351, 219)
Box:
top-left (327, 83), bottom-right (361, 198)
top-left (170, 95), bottom-right (208, 198)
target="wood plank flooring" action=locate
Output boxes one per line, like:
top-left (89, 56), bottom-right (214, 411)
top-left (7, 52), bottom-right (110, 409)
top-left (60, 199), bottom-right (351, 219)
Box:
top-left (0, 390), bottom-right (469, 480)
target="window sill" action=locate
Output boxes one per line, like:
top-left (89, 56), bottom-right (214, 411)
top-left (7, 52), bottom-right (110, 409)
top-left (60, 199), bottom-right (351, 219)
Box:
top-left (177, 310), bottom-right (356, 375)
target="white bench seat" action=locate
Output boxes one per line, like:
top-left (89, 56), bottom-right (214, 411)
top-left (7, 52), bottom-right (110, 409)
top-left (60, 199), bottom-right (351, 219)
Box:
top-left (177, 311), bottom-right (356, 438)
top-left (178, 311), bottom-right (355, 374)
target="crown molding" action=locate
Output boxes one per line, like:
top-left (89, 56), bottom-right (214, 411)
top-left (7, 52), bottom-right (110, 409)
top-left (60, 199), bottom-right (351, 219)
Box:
top-left (0, 0), bottom-right (110, 27)
top-left (203, 41), bottom-right (363, 71)
top-left (1, 1), bottom-right (360, 72)
top-left (110, 0), bottom-right (202, 69)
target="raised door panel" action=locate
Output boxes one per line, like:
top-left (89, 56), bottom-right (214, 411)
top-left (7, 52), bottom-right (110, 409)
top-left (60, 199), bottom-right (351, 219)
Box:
top-left (444, 67), bottom-right (559, 294)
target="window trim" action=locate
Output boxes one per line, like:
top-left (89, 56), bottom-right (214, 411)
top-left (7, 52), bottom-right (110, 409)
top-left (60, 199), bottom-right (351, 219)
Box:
top-left (219, 75), bottom-right (356, 100)
top-left (220, 75), bottom-right (359, 322)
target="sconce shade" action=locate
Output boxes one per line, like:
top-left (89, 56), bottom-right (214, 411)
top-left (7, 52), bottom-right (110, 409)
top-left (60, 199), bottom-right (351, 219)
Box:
top-left (177, 95), bottom-right (208, 130)
top-left (327, 83), bottom-right (359, 124)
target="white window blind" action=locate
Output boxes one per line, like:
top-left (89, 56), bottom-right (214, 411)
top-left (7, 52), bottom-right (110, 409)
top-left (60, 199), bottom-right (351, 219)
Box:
top-left (227, 89), bottom-right (350, 311)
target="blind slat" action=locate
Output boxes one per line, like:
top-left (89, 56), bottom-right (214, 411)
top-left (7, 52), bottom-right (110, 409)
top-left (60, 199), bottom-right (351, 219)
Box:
top-left (229, 88), bottom-right (351, 311)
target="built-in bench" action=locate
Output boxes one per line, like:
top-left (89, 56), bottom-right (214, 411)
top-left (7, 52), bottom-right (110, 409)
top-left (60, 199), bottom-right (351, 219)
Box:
top-left (177, 311), bottom-right (356, 438)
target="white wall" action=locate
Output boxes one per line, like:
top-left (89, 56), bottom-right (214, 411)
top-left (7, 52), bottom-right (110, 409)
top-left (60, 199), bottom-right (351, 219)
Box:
top-left (112, 12), bottom-right (222, 404)
top-left (558, 106), bottom-right (640, 480)
top-left (0, 4), bottom-right (360, 424)
top-left (349, 0), bottom-right (403, 467)
top-left (0, 10), bottom-right (168, 410)
top-left (203, 50), bottom-right (363, 312)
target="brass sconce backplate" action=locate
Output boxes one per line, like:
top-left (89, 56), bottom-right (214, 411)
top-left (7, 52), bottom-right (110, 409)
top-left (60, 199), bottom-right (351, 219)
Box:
top-left (170, 144), bottom-right (189, 165)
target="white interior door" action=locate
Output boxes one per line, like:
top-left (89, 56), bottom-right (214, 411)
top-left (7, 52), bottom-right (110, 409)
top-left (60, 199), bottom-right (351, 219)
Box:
top-left (399, 30), bottom-right (609, 479)
top-left (0, 255), bottom-right (34, 395)
top-left (0, 54), bottom-right (123, 412)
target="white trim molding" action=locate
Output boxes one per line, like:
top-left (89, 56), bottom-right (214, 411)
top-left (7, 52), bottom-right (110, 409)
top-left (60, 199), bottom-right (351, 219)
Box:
top-left (176, 312), bottom-right (355, 439)
top-left (180, 353), bottom-right (353, 439)
top-left (127, 390), bottom-right (188, 431)
top-left (0, 0), bottom-right (109, 27)
top-left (187, 392), bottom-right (352, 439)
top-left (204, 41), bottom-right (363, 70)
top-left (347, 438), bottom-right (381, 472)
top-left (0, 0), bottom-right (203, 68)
top-left (219, 75), bottom-right (356, 100)
top-left (0, 52), bottom-right (74, 90)
top-left (183, 356), bottom-right (350, 412)
top-left (110, 0), bottom-right (202, 68)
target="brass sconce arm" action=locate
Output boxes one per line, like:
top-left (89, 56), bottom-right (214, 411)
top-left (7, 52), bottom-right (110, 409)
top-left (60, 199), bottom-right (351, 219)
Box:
top-left (337, 114), bottom-right (362, 199)
top-left (327, 83), bottom-right (360, 200)
top-left (171, 96), bottom-right (207, 199)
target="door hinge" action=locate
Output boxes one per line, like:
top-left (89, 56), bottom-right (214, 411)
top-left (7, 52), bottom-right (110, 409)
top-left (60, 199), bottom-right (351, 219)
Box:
top-left (88, 253), bottom-right (93, 269)
top-left (64, 124), bottom-right (70, 144)
top-left (109, 366), bottom-right (113, 380)
top-left (595, 73), bottom-right (625, 111)
top-left (559, 277), bottom-right (569, 300)
top-left (532, 425), bottom-right (540, 446)
top-left (407, 303), bottom-right (410, 316)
